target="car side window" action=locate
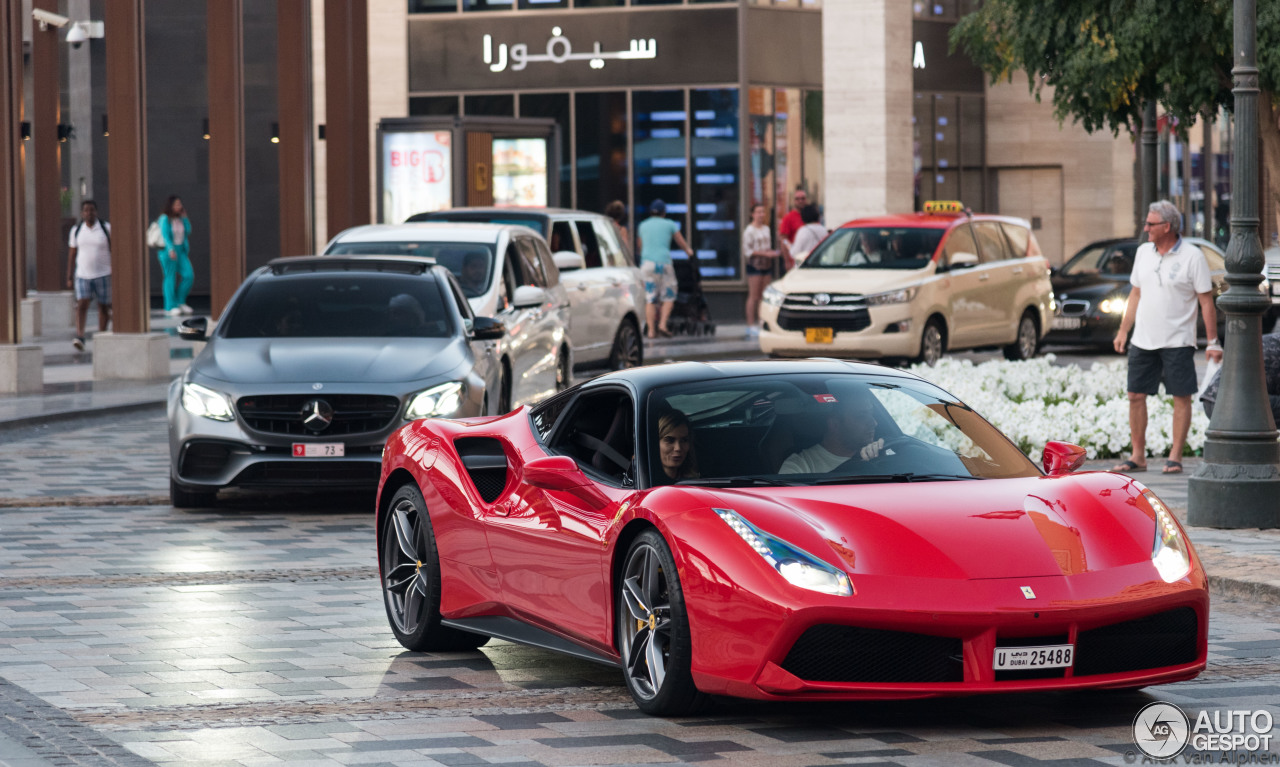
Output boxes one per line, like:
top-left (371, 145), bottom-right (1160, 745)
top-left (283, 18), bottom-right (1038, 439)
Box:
top-left (443, 274), bottom-right (475, 324)
top-left (548, 390), bottom-right (635, 486)
top-left (942, 224), bottom-right (979, 267)
top-left (531, 389), bottom-right (574, 441)
top-left (1000, 223), bottom-right (1030, 259)
top-left (593, 219), bottom-right (631, 267)
top-left (528, 236), bottom-right (561, 287)
top-left (971, 222), bottom-right (1012, 264)
top-left (511, 239), bottom-right (544, 288)
top-left (574, 221), bottom-right (604, 269)
top-left (501, 249), bottom-right (519, 305)
top-left (550, 220), bottom-right (578, 256)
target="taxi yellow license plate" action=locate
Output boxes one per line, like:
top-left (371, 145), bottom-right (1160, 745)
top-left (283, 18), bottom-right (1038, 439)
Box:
top-left (805, 327), bottom-right (834, 344)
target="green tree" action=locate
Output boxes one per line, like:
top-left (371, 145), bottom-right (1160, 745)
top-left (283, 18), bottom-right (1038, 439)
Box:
top-left (952, 0), bottom-right (1280, 234)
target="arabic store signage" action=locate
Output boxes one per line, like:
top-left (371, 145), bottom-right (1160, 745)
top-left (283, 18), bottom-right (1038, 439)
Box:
top-left (409, 7), bottom-right (738, 91)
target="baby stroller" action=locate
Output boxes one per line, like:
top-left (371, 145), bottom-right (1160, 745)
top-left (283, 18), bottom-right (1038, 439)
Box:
top-left (665, 257), bottom-right (715, 336)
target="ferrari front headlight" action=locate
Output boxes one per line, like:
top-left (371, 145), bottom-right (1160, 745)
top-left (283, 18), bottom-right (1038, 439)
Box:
top-left (405, 381), bottom-right (464, 420)
top-left (865, 286), bottom-right (918, 306)
top-left (1147, 489), bottom-right (1191, 583)
top-left (181, 382), bottom-right (234, 421)
top-left (715, 508), bottom-right (852, 596)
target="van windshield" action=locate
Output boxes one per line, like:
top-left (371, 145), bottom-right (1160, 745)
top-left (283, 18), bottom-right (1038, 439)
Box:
top-left (801, 227), bottom-right (943, 270)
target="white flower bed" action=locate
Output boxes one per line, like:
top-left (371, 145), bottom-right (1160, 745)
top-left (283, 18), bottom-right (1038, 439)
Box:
top-left (903, 355), bottom-right (1209, 463)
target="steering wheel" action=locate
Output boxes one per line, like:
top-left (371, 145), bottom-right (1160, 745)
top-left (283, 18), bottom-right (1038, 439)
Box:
top-left (830, 435), bottom-right (915, 475)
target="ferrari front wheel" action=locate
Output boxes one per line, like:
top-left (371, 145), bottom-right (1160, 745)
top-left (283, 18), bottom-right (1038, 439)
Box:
top-left (380, 483), bottom-right (488, 652)
top-left (617, 530), bottom-right (707, 716)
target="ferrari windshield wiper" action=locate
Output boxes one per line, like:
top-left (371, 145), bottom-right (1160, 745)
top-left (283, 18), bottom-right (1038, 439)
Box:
top-left (677, 476), bottom-right (801, 487)
top-left (811, 473), bottom-right (979, 485)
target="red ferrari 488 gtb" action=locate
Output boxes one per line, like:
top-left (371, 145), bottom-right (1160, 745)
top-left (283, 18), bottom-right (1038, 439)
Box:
top-left (375, 360), bottom-right (1206, 715)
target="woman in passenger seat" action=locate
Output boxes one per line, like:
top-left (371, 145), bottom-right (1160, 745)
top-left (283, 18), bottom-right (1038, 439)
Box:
top-left (653, 409), bottom-right (699, 485)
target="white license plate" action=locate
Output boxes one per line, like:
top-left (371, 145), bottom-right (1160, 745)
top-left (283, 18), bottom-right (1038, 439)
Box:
top-left (292, 443), bottom-right (345, 458)
top-left (994, 644), bottom-right (1074, 670)
top-left (1051, 317), bottom-right (1082, 330)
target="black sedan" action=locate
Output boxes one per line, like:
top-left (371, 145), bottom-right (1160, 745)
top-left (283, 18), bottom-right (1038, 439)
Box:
top-left (1046, 237), bottom-right (1235, 349)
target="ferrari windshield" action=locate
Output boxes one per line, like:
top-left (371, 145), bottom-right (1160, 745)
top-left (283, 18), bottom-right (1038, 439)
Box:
top-left (327, 241), bottom-right (495, 298)
top-left (222, 272), bottom-right (454, 339)
top-left (646, 373), bottom-right (1038, 486)
top-left (801, 227), bottom-right (943, 270)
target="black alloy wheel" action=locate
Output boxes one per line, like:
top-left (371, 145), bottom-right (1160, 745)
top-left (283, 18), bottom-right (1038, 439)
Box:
top-left (609, 320), bottom-right (644, 370)
top-left (380, 483), bottom-right (488, 652)
top-left (617, 530), bottom-right (707, 716)
top-left (917, 318), bottom-right (945, 367)
top-left (1004, 311), bottom-right (1040, 361)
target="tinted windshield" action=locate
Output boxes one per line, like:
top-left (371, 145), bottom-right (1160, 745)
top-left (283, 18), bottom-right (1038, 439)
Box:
top-left (646, 372), bottom-right (1037, 487)
top-left (222, 273), bottom-right (453, 339)
top-left (416, 213), bottom-right (549, 237)
top-left (802, 227), bottom-right (943, 270)
top-left (1059, 242), bottom-right (1137, 277)
top-left (326, 241), bottom-right (495, 298)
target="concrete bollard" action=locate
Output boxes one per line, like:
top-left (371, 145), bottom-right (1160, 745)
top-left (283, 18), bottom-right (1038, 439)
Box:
top-left (0, 345), bottom-right (44, 394)
top-left (19, 298), bottom-right (42, 342)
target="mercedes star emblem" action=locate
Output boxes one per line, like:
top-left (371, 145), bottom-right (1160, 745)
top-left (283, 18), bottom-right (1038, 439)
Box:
top-left (301, 399), bottom-right (334, 432)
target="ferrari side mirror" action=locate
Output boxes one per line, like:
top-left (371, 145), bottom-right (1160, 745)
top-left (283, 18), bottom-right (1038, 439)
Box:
top-left (1043, 441), bottom-right (1088, 476)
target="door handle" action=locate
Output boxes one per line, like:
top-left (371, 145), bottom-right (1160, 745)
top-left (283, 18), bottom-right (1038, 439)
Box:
top-left (1012, 267), bottom-right (1024, 275)
top-left (576, 284), bottom-right (589, 291)
top-left (979, 273), bottom-right (990, 281)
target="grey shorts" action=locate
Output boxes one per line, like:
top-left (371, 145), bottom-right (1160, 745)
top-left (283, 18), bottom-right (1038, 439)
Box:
top-left (1128, 345), bottom-right (1197, 397)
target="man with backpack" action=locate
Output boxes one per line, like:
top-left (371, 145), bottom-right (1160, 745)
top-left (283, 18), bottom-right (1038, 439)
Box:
top-left (65, 199), bottom-right (112, 351)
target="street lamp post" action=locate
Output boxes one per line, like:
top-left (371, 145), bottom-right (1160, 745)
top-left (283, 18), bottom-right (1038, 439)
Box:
top-left (1187, 0), bottom-right (1280, 528)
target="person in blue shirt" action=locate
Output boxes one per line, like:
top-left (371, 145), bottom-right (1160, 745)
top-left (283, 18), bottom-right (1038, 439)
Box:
top-left (635, 199), bottom-right (693, 338)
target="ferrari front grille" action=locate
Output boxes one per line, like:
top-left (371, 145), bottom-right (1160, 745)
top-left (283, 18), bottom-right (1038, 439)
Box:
top-left (1074, 607), bottom-right (1199, 676)
top-left (782, 625), bottom-right (963, 683)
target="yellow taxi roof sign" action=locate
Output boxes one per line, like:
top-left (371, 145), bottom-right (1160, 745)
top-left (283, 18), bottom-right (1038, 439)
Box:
top-left (923, 200), bottom-right (966, 215)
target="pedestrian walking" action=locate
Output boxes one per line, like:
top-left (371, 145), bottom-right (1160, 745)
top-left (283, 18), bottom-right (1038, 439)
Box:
top-left (65, 199), bottom-right (112, 351)
top-left (604, 199), bottom-right (630, 250)
top-left (635, 198), bottom-right (693, 339)
top-left (1201, 329), bottom-right (1280, 424)
top-left (742, 203), bottom-right (778, 336)
top-left (157, 195), bottom-right (194, 317)
top-left (778, 186), bottom-right (809, 271)
top-left (1112, 200), bottom-right (1223, 475)
top-left (788, 204), bottom-right (828, 266)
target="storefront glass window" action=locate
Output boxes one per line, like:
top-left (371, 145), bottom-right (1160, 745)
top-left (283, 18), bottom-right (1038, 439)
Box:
top-left (409, 0), bottom-right (459, 12)
top-left (691, 88), bottom-right (739, 279)
top-left (464, 94), bottom-right (515, 116)
top-left (574, 0), bottom-right (623, 5)
top-left (748, 87), bottom-right (775, 217)
top-left (632, 0), bottom-right (682, 5)
top-left (802, 89), bottom-right (824, 221)
top-left (519, 0), bottom-right (568, 8)
top-left (774, 88), bottom-right (803, 227)
top-left (519, 93), bottom-right (572, 209)
top-left (575, 91), bottom-right (628, 217)
top-left (465, 0), bottom-right (514, 10)
top-left (410, 96), bottom-right (461, 116)
top-left (633, 89), bottom-right (687, 231)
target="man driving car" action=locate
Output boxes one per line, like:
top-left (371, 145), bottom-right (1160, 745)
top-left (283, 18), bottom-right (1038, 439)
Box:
top-left (780, 388), bottom-right (885, 473)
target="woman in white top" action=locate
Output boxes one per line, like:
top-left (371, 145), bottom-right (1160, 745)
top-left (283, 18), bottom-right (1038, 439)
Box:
top-left (789, 204), bottom-right (828, 266)
top-left (741, 204), bottom-right (778, 336)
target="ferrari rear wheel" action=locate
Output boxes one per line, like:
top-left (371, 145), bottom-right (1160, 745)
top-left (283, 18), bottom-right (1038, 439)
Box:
top-left (617, 530), bottom-right (707, 716)
top-left (380, 483), bottom-right (488, 652)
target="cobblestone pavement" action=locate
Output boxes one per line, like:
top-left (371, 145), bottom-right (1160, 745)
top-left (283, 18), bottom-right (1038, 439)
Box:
top-left (2, 415), bottom-right (1280, 766)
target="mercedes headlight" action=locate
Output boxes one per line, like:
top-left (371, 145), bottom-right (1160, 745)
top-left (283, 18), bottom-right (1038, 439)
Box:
top-left (1099, 296), bottom-right (1128, 315)
top-left (181, 382), bottom-right (234, 422)
top-left (866, 286), bottom-right (918, 306)
top-left (1146, 490), bottom-right (1192, 583)
top-left (762, 285), bottom-right (785, 307)
top-left (715, 508), bottom-right (852, 596)
top-left (405, 381), bottom-right (464, 420)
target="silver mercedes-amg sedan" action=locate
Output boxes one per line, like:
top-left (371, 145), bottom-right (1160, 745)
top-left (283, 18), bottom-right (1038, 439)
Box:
top-left (166, 255), bottom-right (506, 508)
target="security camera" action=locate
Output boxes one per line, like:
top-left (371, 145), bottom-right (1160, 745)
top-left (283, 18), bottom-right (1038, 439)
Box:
top-left (65, 23), bottom-right (87, 47)
top-left (32, 8), bottom-right (71, 29)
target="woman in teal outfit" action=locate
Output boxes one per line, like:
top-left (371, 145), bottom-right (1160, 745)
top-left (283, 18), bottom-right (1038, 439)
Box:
top-left (158, 195), bottom-right (194, 316)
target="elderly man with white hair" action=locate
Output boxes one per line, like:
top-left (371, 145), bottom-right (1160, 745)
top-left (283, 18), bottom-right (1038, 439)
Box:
top-left (1112, 200), bottom-right (1223, 475)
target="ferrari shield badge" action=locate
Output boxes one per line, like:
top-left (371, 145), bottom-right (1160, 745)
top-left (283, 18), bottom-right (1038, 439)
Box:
top-left (1021, 586), bottom-right (1036, 599)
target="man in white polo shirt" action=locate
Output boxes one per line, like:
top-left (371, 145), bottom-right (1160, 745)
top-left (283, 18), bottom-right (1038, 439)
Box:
top-left (1112, 200), bottom-right (1223, 475)
top-left (65, 199), bottom-right (112, 351)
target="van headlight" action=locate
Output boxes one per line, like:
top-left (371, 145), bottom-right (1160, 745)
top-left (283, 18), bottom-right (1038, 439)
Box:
top-left (866, 286), bottom-right (918, 306)
top-left (1146, 490), bottom-right (1192, 583)
top-left (715, 508), bottom-right (852, 596)
top-left (181, 382), bottom-right (234, 421)
top-left (762, 285), bottom-right (785, 307)
top-left (405, 381), bottom-right (464, 420)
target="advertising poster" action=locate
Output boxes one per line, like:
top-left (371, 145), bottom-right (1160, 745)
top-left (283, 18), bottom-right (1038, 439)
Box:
top-left (492, 137), bottom-right (548, 208)
top-left (382, 131), bottom-right (452, 223)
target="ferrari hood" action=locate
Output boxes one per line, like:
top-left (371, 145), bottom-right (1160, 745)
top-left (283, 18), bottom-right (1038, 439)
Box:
top-left (193, 336), bottom-right (464, 384)
top-left (775, 266), bottom-right (930, 296)
top-left (704, 473), bottom-right (1155, 580)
